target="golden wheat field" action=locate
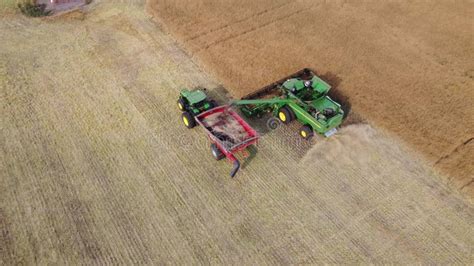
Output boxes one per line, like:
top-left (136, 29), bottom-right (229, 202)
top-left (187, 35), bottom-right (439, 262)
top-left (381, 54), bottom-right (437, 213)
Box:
top-left (1, 0), bottom-right (473, 264)
top-left (147, 0), bottom-right (474, 196)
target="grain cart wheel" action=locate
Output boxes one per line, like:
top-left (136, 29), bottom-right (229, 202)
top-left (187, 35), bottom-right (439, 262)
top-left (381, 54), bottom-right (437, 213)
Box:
top-left (181, 111), bottom-right (196, 129)
top-left (278, 106), bottom-right (294, 124)
top-left (177, 98), bottom-right (186, 111)
top-left (299, 125), bottom-right (314, 140)
top-left (210, 143), bottom-right (225, 160)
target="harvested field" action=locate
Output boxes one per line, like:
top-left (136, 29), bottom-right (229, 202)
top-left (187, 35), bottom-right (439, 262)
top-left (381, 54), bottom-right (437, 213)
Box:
top-left (147, 0), bottom-right (474, 196)
top-left (1, 1), bottom-right (473, 264)
top-left (0, 0), bottom-right (16, 13)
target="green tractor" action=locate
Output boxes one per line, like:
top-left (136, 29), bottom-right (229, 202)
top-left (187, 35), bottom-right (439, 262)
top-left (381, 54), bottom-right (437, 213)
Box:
top-left (233, 68), bottom-right (344, 139)
top-left (177, 88), bottom-right (217, 128)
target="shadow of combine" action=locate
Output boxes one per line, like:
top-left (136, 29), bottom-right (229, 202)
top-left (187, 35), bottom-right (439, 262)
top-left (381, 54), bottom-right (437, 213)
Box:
top-left (319, 72), bottom-right (349, 117)
top-left (320, 71), bottom-right (365, 126)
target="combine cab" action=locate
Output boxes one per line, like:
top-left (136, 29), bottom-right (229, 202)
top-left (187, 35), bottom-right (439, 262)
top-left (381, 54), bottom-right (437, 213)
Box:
top-left (235, 68), bottom-right (344, 139)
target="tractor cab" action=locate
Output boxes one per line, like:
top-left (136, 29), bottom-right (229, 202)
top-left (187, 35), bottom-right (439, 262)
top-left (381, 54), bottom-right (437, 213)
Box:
top-left (177, 88), bottom-right (218, 129)
top-left (178, 89), bottom-right (216, 115)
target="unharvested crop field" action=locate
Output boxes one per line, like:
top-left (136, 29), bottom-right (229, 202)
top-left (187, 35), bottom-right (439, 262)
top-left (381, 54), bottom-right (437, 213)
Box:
top-left (147, 0), bottom-right (474, 195)
top-left (1, 1), bottom-right (473, 264)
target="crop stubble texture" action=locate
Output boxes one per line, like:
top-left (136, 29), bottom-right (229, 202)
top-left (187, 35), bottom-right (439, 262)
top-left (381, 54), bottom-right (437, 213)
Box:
top-left (1, 1), bottom-right (473, 264)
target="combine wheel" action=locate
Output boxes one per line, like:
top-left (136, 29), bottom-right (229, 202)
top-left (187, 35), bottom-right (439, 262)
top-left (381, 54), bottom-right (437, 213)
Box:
top-left (181, 111), bottom-right (196, 129)
top-left (278, 106), bottom-right (295, 124)
top-left (299, 125), bottom-right (314, 140)
top-left (177, 98), bottom-right (186, 111)
top-left (210, 143), bottom-right (225, 160)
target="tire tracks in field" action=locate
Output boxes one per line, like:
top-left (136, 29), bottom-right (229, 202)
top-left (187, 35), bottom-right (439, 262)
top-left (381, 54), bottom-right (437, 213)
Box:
top-left (1, 60), bottom-right (75, 263)
top-left (434, 137), bottom-right (474, 166)
top-left (459, 179), bottom-right (474, 191)
top-left (30, 29), bottom-right (164, 263)
top-left (433, 137), bottom-right (473, 192)
top-left (192, 4), bottom-right (311, 53)
top-left (71, 55), bottom-right (186, 263)
top-left (0, 208), bottom-right (15, 265)
top-left (33, 52), bottom-right (132, 263)
top-left (184, 2), bottom-right (290, 42)
top-left (92, 12), bottom-right (258, 262)
top-left (3, 2), bottom-right (474, 263)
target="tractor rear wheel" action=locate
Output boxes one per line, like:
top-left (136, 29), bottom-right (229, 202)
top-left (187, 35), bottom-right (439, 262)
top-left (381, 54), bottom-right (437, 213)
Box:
top-left (278, 106), bottom-right (295, 124)
top-left (210, 143), bottom-right (225, 160)
top-left (209, 100), bottom-right (218, 108)
top-left (177, 98), bottom-right (186, 111)
top-left (299, 125), bottom-right (314, 140)
top-left (182, 111), bottom-right (196, 129)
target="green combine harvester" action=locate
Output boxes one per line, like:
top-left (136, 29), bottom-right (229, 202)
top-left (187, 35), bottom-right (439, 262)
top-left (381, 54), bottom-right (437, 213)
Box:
top-left (233, 68), bottom-right (344, 139)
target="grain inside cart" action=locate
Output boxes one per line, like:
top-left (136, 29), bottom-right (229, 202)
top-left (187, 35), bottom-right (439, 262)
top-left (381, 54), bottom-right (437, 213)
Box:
top-left (195, 106), bottom-right (258, 177)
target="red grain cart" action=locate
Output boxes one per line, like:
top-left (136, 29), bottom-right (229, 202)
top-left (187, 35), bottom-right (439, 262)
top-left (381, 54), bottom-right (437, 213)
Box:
top-left (195, 105), bottom-right (259, 177)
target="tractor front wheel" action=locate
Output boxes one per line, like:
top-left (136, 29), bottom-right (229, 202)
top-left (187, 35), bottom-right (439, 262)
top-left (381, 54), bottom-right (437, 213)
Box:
top-left (177, 98), bottom-right (186, 111)
top-left (299, 125), bottom-right (314, 140)
top-left (278, 106), bottom-right (295, 124)
top-left (210, 143), bottom-right (225, 160)
top-left (182, 111), bottom-right (196, 129)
